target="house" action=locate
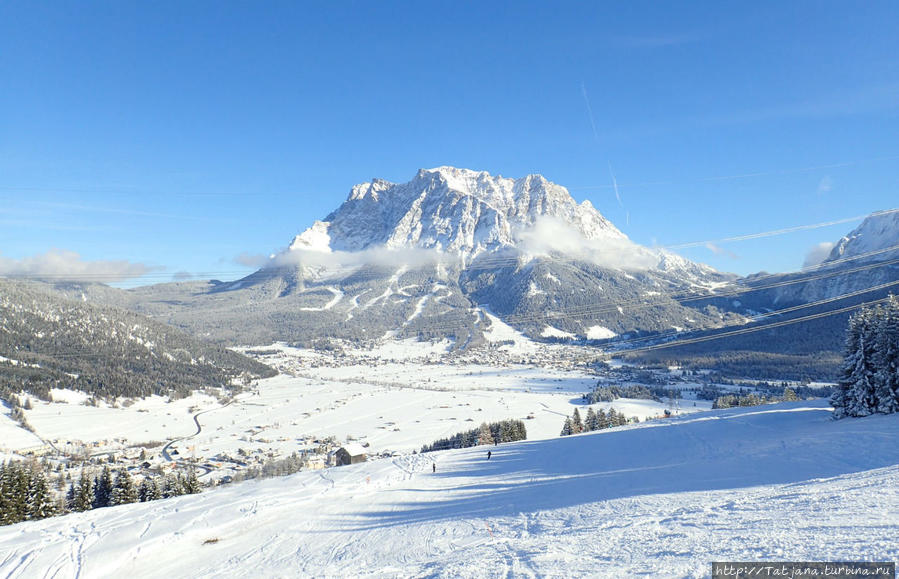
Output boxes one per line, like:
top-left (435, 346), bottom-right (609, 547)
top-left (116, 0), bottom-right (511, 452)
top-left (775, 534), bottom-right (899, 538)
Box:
top-left (303, 454), bottom-right (327, 470)
top-left (334, 443), bottom-right (367, 466)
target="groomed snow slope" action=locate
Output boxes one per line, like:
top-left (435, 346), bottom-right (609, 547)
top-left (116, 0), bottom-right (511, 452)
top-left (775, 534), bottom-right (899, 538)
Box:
top-left (1, 401), bottom-right (897, 578)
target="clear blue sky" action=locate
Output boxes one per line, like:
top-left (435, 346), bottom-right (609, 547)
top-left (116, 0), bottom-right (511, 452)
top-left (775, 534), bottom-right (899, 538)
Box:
top-left (2, 1), bottom-right (898, 284)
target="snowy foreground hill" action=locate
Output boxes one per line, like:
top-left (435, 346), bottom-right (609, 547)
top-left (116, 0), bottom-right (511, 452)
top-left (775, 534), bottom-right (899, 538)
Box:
top-left (1, 401), bottom-right (897, 578)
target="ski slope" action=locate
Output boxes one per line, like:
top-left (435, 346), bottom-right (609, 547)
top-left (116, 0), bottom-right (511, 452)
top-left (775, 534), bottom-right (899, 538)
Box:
top-left (1, 401), bottom-right (897, 578)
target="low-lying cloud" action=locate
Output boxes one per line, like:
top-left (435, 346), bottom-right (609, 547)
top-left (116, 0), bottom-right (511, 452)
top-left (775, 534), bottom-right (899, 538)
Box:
top-left (267, 245), bottom-right (456, 272)
top-left (803, 241), bottom-right (836, 268)
top-left (514, 216), bottom-right (659, 270)
top-left (251, 216), bottom-right (665, 275)
top-left (0, 249), bottom-right (157, 282)
top-left (234, 252), bottom-right (271, 268)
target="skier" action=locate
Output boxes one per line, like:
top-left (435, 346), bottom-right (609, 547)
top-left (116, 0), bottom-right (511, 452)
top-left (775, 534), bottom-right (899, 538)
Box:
top-left (432, 463), bottom-right (436, 473)
top-left (487, 451), bottom-right (491, 460)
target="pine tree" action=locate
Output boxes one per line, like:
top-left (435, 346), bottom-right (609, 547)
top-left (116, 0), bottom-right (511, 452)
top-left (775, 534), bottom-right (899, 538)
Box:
top-left (111, 469), bottom-right (138, 506)
top-left (183, 467), bottom-right (202, 495)
top-left (845, 308), bottom-right (879, 417)
top-left (26, 469), bottom-right (55, 520)
top-left (93, 465), bottom-right (113, 509)
top-left (832, 311), bottom-right (862, 418)
top-left (477, 423), bottom-right (494, 446)
top-left (584, 407), bottom-right (598, 431)
top-left (146, 476), bottom-right (163, 501)
top-left (0, 463), bottom-right (11, 526)
top-left (596, 408), bottom-right (608, 429)
top-left (162, 473), bottom-right (182, 498)
top-left (607, 408), bottom-right (618, 428)
top-left (560, 417), bottom-right (573, 436)
top-left (571, 408), bottom-right (584, 434)
top-left (73, 470), bottom-right (94, 512)
top-left (1, 462), bottom-right (28, 525)
top-left (874, 296), bottom-right (899, 414)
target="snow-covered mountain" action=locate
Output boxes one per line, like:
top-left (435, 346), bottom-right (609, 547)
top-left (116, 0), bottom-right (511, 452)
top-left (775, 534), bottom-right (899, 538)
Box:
top-left (238, 167), bottom-right (735, 345)
top-left (291, 167), bottom-right (626, 258)
top-left (285, 166), bottom-right (714, 278)
top-left (65, 167), bottom-right (738, 348)
top-left (2, 401), bottom-right (896, 577)
top-left (751, 208), bottom-right (899, 307)
top-left (825, 209), bottom-right (899, 264)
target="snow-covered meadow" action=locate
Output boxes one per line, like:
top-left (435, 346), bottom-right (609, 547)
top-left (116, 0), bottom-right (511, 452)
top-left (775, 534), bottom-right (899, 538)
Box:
top-left (4, 341), bottom-right (706, 473)
top-left (1, 401), bottom-right (896, 578)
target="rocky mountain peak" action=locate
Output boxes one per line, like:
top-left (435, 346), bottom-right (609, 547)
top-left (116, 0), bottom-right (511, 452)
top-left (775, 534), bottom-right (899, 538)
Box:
top-left (299, 167), bottom-right (626, 258)
top-left (826, 209), bottom-right (899, 263)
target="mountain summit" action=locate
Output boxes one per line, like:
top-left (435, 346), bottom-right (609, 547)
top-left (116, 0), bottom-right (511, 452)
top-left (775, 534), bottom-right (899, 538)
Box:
top-left (825, 209), bottom-right (899, 264)
top-left (289, 167), bottom-right (625, 260)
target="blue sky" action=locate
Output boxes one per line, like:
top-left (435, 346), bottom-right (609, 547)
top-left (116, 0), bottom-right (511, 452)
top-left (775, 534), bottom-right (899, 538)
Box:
top-left (1, 1), bottom-right (898, 284)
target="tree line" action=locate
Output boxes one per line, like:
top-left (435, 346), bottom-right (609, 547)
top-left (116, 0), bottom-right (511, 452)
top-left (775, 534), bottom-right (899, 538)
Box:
top-left (560, 407), bottom-right (634, 436)
top-left (0, 461), bottom-right (201, 527)
top-left (420, 420), bottom-right (527, 453)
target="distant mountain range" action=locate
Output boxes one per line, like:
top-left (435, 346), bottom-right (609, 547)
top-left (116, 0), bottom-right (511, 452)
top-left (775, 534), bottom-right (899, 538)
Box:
top-left (630, 210), bottom-right (899, 379)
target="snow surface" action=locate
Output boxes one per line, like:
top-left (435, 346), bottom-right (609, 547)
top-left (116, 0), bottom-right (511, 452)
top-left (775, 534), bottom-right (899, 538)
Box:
top-left (480, 309), bottom-right (538, 355)
top-left (540, 326), bottom-right (574, 339)
top-left (2, 401), bottom-right (897, 578)
top-left (585, 325), bottom-right (617, 340)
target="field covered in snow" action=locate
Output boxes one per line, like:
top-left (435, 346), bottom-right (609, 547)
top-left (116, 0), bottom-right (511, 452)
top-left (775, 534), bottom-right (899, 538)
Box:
top-left (4, 342), bottom-right (706, 475)
top-left (1, 401), bottom-right (896, 578)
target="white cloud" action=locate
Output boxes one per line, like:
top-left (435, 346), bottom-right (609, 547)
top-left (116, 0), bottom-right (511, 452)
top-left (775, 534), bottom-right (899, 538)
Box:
top-left (234, 252), bottom-right (271, 268)
top-left (704, 242), bottom-right (738, 259)
top-left (268, 245), bottom-right (456, 272)
top-left (255, 216), bottom-right (664, 276)
top-left (0, 249), bottom-right (156, 282)
top-left (817, 176), bottom-right (833, 195)
top-left (803, 242), bottom-right (836, 268)
top-left (514, 216), bottom-right (658, 271)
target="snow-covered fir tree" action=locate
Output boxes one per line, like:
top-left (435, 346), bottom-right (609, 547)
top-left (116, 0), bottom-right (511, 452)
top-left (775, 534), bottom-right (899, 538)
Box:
top-left (72, 470), bottom-right (94, 512)
top-left (183, 468), bottom-right (202, 495)
top-left (874, 296), bottom-right (899, 414)
top-left (93, 466), bottom-right (114, 509)
top-left (110, 469), bottom-right (138, 506)
top-left (571, 408), bottom-right (584, 434)
top-left (477, 423), bottom-right (495, 446)
top-left (25, 471), bottom-right (55, 520)
top-left (832, 297), bottom-right (899, 418)
top-left (585, 407), bottom-right (598, 431)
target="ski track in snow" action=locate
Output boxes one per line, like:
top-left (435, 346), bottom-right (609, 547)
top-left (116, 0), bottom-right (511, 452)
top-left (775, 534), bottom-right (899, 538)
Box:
top-left (1, 402), bottom-right (897, 578)
top-left (344, 289), bottom-right (371, 321)
top-left (298, 287), bottom-right (343, 312)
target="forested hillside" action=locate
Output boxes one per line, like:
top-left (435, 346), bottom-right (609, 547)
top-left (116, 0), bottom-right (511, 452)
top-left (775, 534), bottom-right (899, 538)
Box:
top-left (0, 278), bottom-right (275, 400)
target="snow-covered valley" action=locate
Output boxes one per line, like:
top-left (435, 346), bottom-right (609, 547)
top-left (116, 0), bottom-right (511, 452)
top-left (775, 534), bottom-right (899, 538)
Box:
top-left (1, 401), bottom-right (896, 578)
top-left (2, 340), bottom-right (706, 479)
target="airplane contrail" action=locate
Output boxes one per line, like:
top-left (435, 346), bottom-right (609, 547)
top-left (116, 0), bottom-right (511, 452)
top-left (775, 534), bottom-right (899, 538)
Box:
top-left (581, 81), bottom-right (600, 141)
top-left (608, 161), bottom-right (623, 208)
